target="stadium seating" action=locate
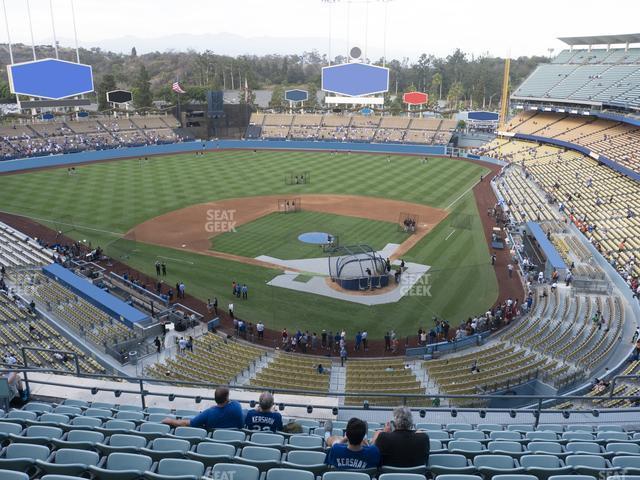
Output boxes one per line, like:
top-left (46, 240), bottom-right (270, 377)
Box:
top-left (247, 113), bottom-right (456, 145)
top-left (0, 397), bottom-right (639, 479)
top-left (0, 115), bottom-right (184, 161)
top-left (512, 48), bottom-right (640, 108)
top-left (250, 352), bottom-right (330, 393)
top-left (344, 360), bottom-right (425, 406)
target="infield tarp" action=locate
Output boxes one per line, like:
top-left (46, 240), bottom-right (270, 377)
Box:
top-left (42, 263), bottom-right (149, 328)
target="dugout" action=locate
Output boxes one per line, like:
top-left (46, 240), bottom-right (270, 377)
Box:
top-left (328, 244), bottom-right (390, 291)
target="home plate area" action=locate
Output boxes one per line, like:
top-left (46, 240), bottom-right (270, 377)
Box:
top-left (260, 243), bottom-right (431, 306)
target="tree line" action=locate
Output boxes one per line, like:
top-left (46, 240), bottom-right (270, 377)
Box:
top-left (0, 43), bottom-right (548, 111)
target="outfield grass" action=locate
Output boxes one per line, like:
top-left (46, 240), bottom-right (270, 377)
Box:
top-left (0, 150), bottom-right (498, 338)
top-left (212, 211), bottom-right (407, 260)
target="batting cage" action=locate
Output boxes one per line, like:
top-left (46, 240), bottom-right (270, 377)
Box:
top-left (284, 171), bottom-right (311, 185)
top-left (398, 212), bottom-right (420, 233)
top-left (277, 197), bottom-right (301, 214)
top-left (328, 244), bottom-right (390, 291)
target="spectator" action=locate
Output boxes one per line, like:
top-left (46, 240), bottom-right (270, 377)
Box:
top-left (325, 418), bottom-right (380, 470)
top-left (244, 392), bottom-right (283, 432)
top-left (373, 406), bottom-right (430, 467)
top-left (162, 386), bottom-right (243, 429)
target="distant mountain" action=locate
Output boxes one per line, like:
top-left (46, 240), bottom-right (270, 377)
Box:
top-left (71, 33), bottom-right (342, 56)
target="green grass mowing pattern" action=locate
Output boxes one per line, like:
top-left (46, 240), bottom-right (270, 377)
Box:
top-left (0, 151), bottom-right (497, 338)
top-left (212, 211), bottom-right (408, 260)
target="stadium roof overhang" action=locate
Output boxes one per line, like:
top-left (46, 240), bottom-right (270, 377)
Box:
top-left (558, 33), bottom-right (640, 46)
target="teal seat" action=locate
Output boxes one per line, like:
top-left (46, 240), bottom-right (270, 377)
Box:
top-left (596, 432), bottom-right (628, 442)
top-left (453, 430), bottom-right (486, 441)
top-left (478, 425), bottom-right (504, 433)
top-left (431, 439), bottom-right (446, 453)
top-left (98, 420), bottom-right (136, 433)
top-left (63, 399), bottom-right (89, 408)
top-left (546, 476), bottom-right (596, 480)
top-left (565, 455), bottom-right (618, 477)
top-left (70, 416), bottom-right (102, 428)
top-left (491, 431), bottom-right (522, 441)
top-left (0, 443), bottom-right (50, 471)
top-left (565, 426), bottom-right (593, 433)
top-left (446, 424), bottom-right (473, 432)
top-left (35, 447), bottom-right (100, 476)
top-left (526, 442), bottom-right (565, 457)
top-left (53, 406), bottom-right (82, 416)
top-left (88, 452), bottom-right (153, 480)
top-left (416, 423), bottom-right (443, 431)
top-left (235, 445), bottom-right (282, 472)
top-left (171, 426), bottom-right (207, 444)
top-left (145, 407), bottom-right (171, 415)
top-left (521, 454), bottom-right (572, 480)
top-left (24, 402), bottom-right (53, 414)
top-left (282, 449), bottom-right (327, 475)
top-left (36, 413), bottom-right (70, 426)
top-left (527, 432), bottom-right (558, 442)
top-left (10, 425), bottom-right (63, 445)
top-left (52, 429), bottom-right (104, 450)
top-left (0, 470), bottom-right (29, 480)
top-left (597, 426), bottom-right (624, 433)
top-left (140, 437), bottom-right (190, 462)
top-left (604, 443), bottom-right (639, 456)
top-left (493, 475), bottom-right (538, 480)
top-left (143, 458), bottom-right (205, 480)
top-left (186, 441), bottom-right (236, 468)
top-left (611, 455), bottom-right (640, 474)
top-left (287, 434), bottom-right (324, 450)
top-left (136, 422), bottom-right (171, 441)
top-left (323, 472), bottom-right (372, 480)
top-left (428, 431), bottom-right (451, 441)
top-left (115, 411), bottom-right (145, 422)
top-left (83, 408), bottom-right (113, 419)
top-left (210, 429), bottom-right (246, 446)
top-left (435, 475), bottom-right (483, 480)
top-left (429, 454), bottom-right (476, 476)
top-left (565, 443), bottom-right (602, 455)
top-left (488, 441), bottom-right (525, 457)
top-left (0, 422), bottom-right (23, 439)
top-left (247, 432), bottom-right (285, 450)
top-left (117, 405), bottom-right (144, 412)
top-left (267, 468), bottom-right (315, 480)
top-left (96, 433), bottom-right (147, 455)
top-left (212, 463), bottom-right (260, 480)
top-left (448, 440), bottom-right (486, 459)
top-left (508, 425), bottom-right (534, 433)
top-left (537, 426), bottom-right (564, 433)
top-left (379, 465), bottom-right (428, 475)
top-left (474, 454), bottom-right (525, 478)
top-left (562, 433), bottom-right (594, 442)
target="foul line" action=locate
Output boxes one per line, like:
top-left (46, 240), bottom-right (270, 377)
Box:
top-left (445, 179), bottom-right (480, 211)
top-left (445, 229), bottom-right (456, 241)
top-left (0, 209), bottom-right (124, 237)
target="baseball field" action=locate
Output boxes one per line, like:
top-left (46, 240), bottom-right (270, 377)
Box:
top-left (0, 149), bottom-right (498, 337)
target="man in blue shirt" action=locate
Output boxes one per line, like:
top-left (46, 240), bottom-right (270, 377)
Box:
top-left (325, 417), bottom-right (380, 470)
top-left (162, 387), bottom-right (243, 429)
top-left (244, 392), bottom-right (283, 432)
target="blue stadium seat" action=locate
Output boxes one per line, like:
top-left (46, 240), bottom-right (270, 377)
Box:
top-left (596, 432), bottom-right (629, 442)
top-left (91, 403), bottom-right (116, 411)
top-left (186, 441), bottom-right (236, 468)
top-left (474, 454), bottom-right (525, 478)
top-left (508, 425), bottom-right (534, 433)
top-left (546, 476), bottom-right (597, 480)
top-left (488, 441), bottom-right (526, 457)
top-left (139, 437), bottom-right (191, 462)
top-left (70, 416), bottom-right (102, 428)
top-left (565, 454), bottom-right (619, 477)
top-left (247, 432), bottom-right (286, 449)
top-left (428, 431), bottom-right (451, 441)
top-left (35, 447), bottom-right (100, 476)
top-left (537, 426), bottom-right (564, 433)
top-left (83, 408), bottom-right (113, 419)
top-left (96, 433), bottom-right (148, 455)
top-left (35, 413), bottom-right (70, 426)
top-left (143, 457), bottom-right (205, 480)
top-left (417, 423), bottom-right (443, 431)
top-left (490, 431), bottom-right (522, 441)
top-left (492, 475), bottom-right (538, 480)
top-left (520, 454), bottom-right (572, 480)
top-left (88, 452), bottom-right (153, 480)
top-left (565, 443), bottom-right (603, 455)
top-left (51, 429), bottom-right (104, 450)
top-left (0, 443), bottom-right (50, 471)
top-left (453, 430), bottom-right (486, 441)
top-left (97, 420), bottom-right (137, 435)
top-left (266, 468), bottom-right (316, 480)
top-left (428, 453), bottom-right (476, 476)
top-left (210, 429), bottom-right (246, 446)
top-left (565, 426), bottom-right (593, 433)
top-left (137, 422), bottom-right (171, 441)
top-left (561, 432), bottom-right (594, 442)
top-left (117, 405), bottom-right (144, 412)
top-left (6, 410), bottom-right (38, 424)
top-left (287, 434), bottom-right (324, 450)
top-left (379, 473), bottom-right (427, 480)
top-left (446, 424), bottom-right (473, 432)
top-left (282, 449), bottom-right (327, 476)
top-left (0, 470), bottom-right (28, 480)
top-left (145, 408), bottom-right (171, 415)
top-left (448, 440), bottom-right (486, 459)
top-left (235, 446), bottom-right (282, 472)
top-left (53, 406), bottom-right (82, 416)
top-left (169, 426), bottom-right (207, 444)
top-left (147, 414), bottom-right (171, 423)
top-left (62, 399), bottom-right (89, 408)
top-left (0, 422), bottom-right (23, 440)
top-left (526, 442), bottom-right (566, 457)
top-left (597, 426), bottom-right (624, 433)
top-left (323, 472), bottom-right (372, 480)
top-left (431, 439), bottom-right (446, 453)
top-left (174, 410), bottom-right (199, 418)
top-left (10, 425), bottom-right (63, 445)
top-left (24, 402), bottom-right (53, 414)
top-left (611, 455), bottom-right (640, 474)
top-left (478, 425), bottom-right (504, 433)
top-left (212, 463), bottom-right (260, 480)
top-left (379, 465), bottom-right (428, 476)
top-left (526, 432), bottom-right (558, 442)
top-left (435, 474), bottom-right (483, 480)
top-left (115, 411), bottom-right (145, 422)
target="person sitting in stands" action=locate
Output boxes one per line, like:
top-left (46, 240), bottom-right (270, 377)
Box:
top-left (162, 386), bottom-right (243, 429)
top-left (244, 392), bottom-right (283, 432)
top-left (325, 417), bottom-right (380, 470)
top-left (373, 406), bottom-right (430, 468)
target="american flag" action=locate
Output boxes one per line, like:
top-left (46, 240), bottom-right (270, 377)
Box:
top-left (172, 81), bottom-right (186, 94)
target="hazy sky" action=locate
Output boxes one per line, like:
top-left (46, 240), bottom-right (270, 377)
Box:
top-left (3, 0), bottom-right (640, 59)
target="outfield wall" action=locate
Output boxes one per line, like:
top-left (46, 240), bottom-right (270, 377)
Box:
top-left (0, 140), bottom-right (504, 173)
